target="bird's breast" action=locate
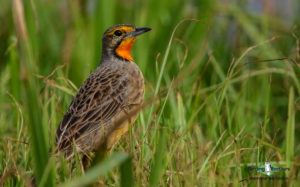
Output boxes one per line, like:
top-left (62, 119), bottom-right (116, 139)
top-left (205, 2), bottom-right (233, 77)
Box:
top-left (125, 62), bottom-right (144, 104)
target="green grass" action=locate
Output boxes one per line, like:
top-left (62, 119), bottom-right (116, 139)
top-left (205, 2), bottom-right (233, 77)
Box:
top-left (1, 0), bottom-right (300, 186)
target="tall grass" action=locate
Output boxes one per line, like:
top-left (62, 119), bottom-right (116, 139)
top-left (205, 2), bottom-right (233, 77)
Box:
top-left (0, 0), bottom-right (299, 186)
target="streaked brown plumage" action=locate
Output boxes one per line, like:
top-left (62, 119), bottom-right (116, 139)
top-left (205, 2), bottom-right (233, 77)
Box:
top-left (55, 24), bottom-right (151, 158)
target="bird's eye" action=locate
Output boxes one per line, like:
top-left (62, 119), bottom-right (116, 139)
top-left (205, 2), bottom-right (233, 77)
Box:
top-left (114, 30), bottom-right (122, 36)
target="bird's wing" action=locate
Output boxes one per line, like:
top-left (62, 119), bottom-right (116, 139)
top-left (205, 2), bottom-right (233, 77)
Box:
top-left (55, 67), bottom-right (130, 152)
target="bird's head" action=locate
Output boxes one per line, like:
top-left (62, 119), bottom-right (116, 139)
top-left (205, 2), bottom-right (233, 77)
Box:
top-left (102, 24), bottom-right (151, 62)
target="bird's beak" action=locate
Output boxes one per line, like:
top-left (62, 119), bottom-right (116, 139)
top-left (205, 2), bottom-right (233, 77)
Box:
top-left (131, 27), bottom-right (151, 37)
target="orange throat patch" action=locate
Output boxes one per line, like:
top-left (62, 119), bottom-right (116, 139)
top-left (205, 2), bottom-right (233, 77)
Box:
top-left (115, 37), bottom-right (136, 62)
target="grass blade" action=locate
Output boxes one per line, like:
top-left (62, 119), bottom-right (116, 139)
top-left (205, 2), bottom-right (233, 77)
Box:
top-left (120, 156), bottom-right (134, 187)
top-left (12, 0), bottom-right (55, 186)
top-left (149, 126), bottom-right (167, 187)
top-left (59, 153), bottom-right (129, 187)
top-left (197, 130), bottom-right (227, 179)
top-left (286, 86), bottom-right (295, 169)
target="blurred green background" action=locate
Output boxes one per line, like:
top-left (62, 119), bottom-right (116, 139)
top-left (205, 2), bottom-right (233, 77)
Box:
top-left (0, 0), bottom-right (299, 186)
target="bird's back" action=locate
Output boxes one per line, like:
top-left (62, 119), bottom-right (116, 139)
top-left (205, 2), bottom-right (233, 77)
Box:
top-left (55, 59), bottom-right (144, 157)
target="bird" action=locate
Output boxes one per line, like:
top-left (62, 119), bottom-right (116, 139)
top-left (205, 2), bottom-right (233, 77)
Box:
top-left (55, 24), bottom-right (151, 159)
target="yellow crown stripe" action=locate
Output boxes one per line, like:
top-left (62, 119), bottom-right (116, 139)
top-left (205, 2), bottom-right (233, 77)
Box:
top-left (106, 26), bottom-right (135, 36)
